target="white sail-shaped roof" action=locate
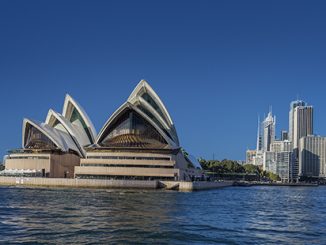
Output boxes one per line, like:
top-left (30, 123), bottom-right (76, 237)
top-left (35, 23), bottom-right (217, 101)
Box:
top-left (128, 80), bottom-right (173, 125)
top-left (45, 109), bottom-right (86, 157)
top-left (19, 81), bottom-right (183, 156)
top-left (22, 118), bottom-right (79, 154)
top-left (127, 80), bottom-right (179, 146)
top-left (96, 102), bottom-right (177, 148)
top-left (62, 94), bottom-right (97, 146)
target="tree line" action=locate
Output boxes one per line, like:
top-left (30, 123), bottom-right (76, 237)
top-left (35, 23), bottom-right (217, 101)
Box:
top-left (198, 158), bottom-right (280, 181)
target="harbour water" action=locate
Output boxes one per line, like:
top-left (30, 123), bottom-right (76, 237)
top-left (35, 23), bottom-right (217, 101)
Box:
top-left (0, 186), bottom-right (325, 244)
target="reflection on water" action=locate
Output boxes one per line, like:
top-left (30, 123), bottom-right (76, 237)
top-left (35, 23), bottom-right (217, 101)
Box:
top-left (0, 186), bottom-right (325, 244)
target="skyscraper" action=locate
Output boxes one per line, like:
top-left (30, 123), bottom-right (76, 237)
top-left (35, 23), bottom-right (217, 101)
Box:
top-left (271, 140), bottom-right (291, 153)
top-left (263, 151), bottom-right (276, 173)
top-left (281, 130), bottom-right (288, 141)
top-left (288, 100), bottom-right (313, 182)
top-left (299, 135), bottom-right (326, 180)
top-left (276, 151), bottom-right (291, 182)
top-left (261, 111), bottom-right (276, 152)
top-left (293, 105), bottom-right (313, 149)
top-left (288, 100), bottom-right (307, 145)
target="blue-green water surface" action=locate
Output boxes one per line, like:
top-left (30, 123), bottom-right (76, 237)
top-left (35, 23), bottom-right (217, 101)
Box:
top-left (0, 186), bottom-right (325, 244)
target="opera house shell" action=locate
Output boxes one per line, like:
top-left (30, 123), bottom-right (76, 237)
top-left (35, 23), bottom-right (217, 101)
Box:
top-left (3, 80), bottom-right (202, 180)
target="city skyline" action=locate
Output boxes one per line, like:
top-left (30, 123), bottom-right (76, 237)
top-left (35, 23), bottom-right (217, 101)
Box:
top-left (1, 1), bottom-right (326, 161)
top-left (249, 98), bottom-right (315, 182)
top-left (255, 100), bottom-right (315, 145)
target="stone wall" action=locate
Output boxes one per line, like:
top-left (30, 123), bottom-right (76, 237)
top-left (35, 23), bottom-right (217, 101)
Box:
top-left (0, 177), bottom-right (234, 191)
top-left (0, 177), bottom-right (158, 189)
top-left (50, 153), bottom-right (80, 178)
top-left (160, 180), bottom-right (234, 191)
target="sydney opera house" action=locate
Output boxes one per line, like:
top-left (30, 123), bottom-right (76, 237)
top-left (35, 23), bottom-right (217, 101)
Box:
top-left (3, 80), bottom-right (202, 181)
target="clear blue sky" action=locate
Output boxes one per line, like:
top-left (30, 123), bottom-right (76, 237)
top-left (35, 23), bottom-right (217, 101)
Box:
top-left (0, 0), bottom-right (326, 161)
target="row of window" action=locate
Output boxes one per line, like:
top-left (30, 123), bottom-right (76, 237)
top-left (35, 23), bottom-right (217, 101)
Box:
top-left (86, 156), bottom-right (171, 161)
top-left (75, 174), bottom-right (175, 181)
top-left (8, 156), bottom-right (49, 160)
top-left (80, 163), bottom-right (174, 168)
top-left (0, 173), bottom-right (44, 177)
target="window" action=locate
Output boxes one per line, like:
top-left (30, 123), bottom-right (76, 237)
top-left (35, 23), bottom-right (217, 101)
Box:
top-left (141, 93), bottom-right (168, 124)
top-left (70, 107), bottom-right (93, 143)
top-left (24, 124), bottom-right (57, 149)
top-left (100, 109), bottom-right (168, 149)
top-left (137, 104), bottom-right (173, 141)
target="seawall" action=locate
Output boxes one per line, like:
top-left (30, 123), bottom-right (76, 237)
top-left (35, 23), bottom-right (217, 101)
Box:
top-left (0, 177), bottom-right (158, 189)
top-left (0, 177), bottom-right (234, 191)
top-left (160, 180), bottom-right (234, 191)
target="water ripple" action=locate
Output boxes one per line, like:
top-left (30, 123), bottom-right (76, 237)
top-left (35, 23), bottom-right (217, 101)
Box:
top-left (0, 186), bottom-right (325, 244)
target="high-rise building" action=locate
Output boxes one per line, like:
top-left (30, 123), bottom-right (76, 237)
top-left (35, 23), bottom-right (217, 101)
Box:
top-left (289, 100), bottom-right (306, 144)
top-left (253, 151), bottom-right (264, 166)
top-left (281, 130), bottom-right (288, 141)
top-left (263, 150), bottom-right (291, 182)
top-left (299, 135), bottom-right (326, 180)
top-left (271, 140), bottom-right (291, 153)
top-left (263, 151), bottom-right (276, 173)
top-left (261, 111), bottom-right (276, 152)
top-left (271, 140), bottom-right (283, 153)
top-left (275, 151), bottom-right (291, 182)
top-left (288, 100), bottom-right (313, 149)
top-left (268, 140), bottom-right (292, 182)
top-left (253, 116), bottom-right (263, 166)
top-left (288, 100), bottom-right (313, 182)
top-left (282, 140), bottom-right (292, 152)
top-left (289, 154), bottom-right (299, 183)
top-left (293, 105), bottom-right (313, 149)
top-left (249, 100), bottom-right (314, 183)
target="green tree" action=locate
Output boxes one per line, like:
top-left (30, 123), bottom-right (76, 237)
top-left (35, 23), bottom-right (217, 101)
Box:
top-left (261, 170), bottom-right (280, 181)
top-left (198, 158), bottom-right (245, 174)
top-left (243, 164), bottom-right (260, 174)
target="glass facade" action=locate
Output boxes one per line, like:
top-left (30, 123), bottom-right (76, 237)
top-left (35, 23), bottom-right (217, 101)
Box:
top-left (141, 93), bottom-right (168, 124)
top-left (137, 104), bottom-right (173, 141)
top-left (70, 107), bottom-right (93, 143)
top-left (24, 124), bottom-right (57, 149)
top-left (100, 108), bottom-right (168, 148)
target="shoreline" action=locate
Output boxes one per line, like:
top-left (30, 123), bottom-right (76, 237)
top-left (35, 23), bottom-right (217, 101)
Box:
top-left (234, 181), bottom-right (319, 187)
top-left (0, 176), bottom-right (320, 191)
top-left (0, 176), bottom-right (234, 192)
